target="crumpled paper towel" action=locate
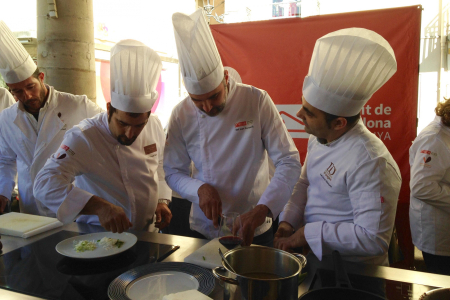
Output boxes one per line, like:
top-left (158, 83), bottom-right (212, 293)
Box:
top-left (162, 289), bottom-right (212, 300)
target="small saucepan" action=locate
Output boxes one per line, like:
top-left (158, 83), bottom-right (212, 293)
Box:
top-left (299, 251), bottom-right (386, 300)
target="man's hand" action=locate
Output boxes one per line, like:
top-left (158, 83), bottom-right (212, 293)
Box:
top-left (198, 183), bottom-right (222, 228)
top-left (274, 226), bottom-right (307, 252)
top-left (0, 195), bottom-right (8, 213)
top-left (274, 221), bottom-right (295, 245)
top-left (155, 202), bottom-right (172, 229)
top-left (238, 205), bottom-right (269, 246)
top-left (81, 195), bottom-right (132, 233)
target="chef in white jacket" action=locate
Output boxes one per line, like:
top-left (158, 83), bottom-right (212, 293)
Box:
top-left (410, 98), bottom-right (450, 275)
top-left (34, 40), bottom-right (172, 233)
top-left (0, 87), bottom-right (15, 112)
top-left (0, 21), bottom-right (102, 215)
top-left (164, 9), bottom-right (301, 246)
top-left (275, 28), bottom-right (402, 266)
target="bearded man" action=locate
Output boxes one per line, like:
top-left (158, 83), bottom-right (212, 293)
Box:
top-left (164, 9), bottom-right (301, 246)
top-left (0, 21), bottom-right (102, 215)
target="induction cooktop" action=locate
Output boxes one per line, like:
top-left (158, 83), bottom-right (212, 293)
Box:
top-left (309, 268), bottom-right (440, 300)
top-left (0, 230), bottom-right (179, 300)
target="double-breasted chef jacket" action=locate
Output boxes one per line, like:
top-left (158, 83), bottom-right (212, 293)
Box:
top-left (164, 78), bottom-right (301, 239)
top-left (280, 120), bottom-right (401, 266)
top-left (410, 116), bottom-right (450, 256)
top-left (34, 112), bottom-right (172, 230)
top-left (0, 85), bottom-right (103, 216)
top-left (0, 87), bottom-right (14, 112)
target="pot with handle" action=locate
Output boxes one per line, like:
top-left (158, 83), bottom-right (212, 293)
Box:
top-left (299, 251), bottom-right (387, 300)
top-left (420, 288), bottom-right (450, 300)
top-left (212, 246), bottom-right (306, 300)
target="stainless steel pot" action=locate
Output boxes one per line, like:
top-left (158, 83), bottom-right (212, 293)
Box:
top-left (420, 288), bottom-right (450, 300)
top-left (212, 246), bottom-right (307, 300)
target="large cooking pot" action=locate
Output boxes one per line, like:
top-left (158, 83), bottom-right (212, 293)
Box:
top-left (299, 251), bottom-right (386, 300)
top-left (420, 288), bottom-right (450, 300)
top-left (212, 246), bottom-right (307, 300)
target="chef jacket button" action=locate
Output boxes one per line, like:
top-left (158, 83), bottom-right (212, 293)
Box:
top-left (201, 115), bottom-right (205, 118)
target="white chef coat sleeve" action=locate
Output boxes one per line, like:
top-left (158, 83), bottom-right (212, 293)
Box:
top-left (164, 111), bottom-right (205, 204)
top-left (304, 157), bottom-right (401, 260)
top-left (279, 155), bottom-right (309, 229)
top-left (153, 117), bottom-right (172, 201)
top-left (258, 91), bottom-right (301, 218)
top-left (0, 88), bottom-right (14, 109)
top-left (0, 118), bottom-right (17, 199)
top-left (82, 95), bottom-right (104, 117)
top-left (33, 129), bottom-right (94, 224)
top-left (410, 134), bottom-right (450, 213)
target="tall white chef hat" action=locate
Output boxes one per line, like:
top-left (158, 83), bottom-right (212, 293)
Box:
top-left (0, 21), bottom-right (37, 84)
top-left (303, 28), bottom-right (397, 117)
top-left (110, 39), bottom-right (162, 113)
top-left (173, 8), bottom-right (224, 95)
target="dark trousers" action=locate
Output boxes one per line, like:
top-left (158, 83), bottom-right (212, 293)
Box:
top-left (161, 197), bottom-right (197, 237)
top-left (422, 251), bottom-right (450, 275)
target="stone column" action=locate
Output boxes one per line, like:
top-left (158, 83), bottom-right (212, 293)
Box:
top-left (37, 0), bottom-right (96, 102)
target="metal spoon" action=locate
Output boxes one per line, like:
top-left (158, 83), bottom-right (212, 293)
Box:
top-left (218, 248), bottom-right (237, 274)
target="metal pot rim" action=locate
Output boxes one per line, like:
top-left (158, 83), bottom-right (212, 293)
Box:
top-left (221, 246), bottom-right (306, 280)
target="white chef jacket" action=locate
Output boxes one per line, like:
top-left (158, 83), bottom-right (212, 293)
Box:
top-left (0, 86), bottom-right (103, 216)
top-left (33, 112), bottom-right (172, 230)
top-left (164, 78), bottom-right (301, 239)
top-left (280, 120), bottom-right (401, 266)
top-left (410, 116), bottom-right (450, 256)
top-left (0, 87), bottom-right (14, 112)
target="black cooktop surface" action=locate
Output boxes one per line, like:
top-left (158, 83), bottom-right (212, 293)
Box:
top-left (0, 230), bottom-right (179, 300)
top-left (309, 268), bottom-right (440, 300)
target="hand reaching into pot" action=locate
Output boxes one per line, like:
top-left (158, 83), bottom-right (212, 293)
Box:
top-left (275, 225), bottom-right (308, 252)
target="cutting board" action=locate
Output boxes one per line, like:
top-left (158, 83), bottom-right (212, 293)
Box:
top-left (184, 238), bottom-right (229, 269)
top-left (0, 212), bottom-right (63, 238)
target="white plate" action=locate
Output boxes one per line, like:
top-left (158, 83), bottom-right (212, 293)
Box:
top-left (108, 262), bottom-right (215, 300)
top-left (126, 271), bottom-right (199, 300)
top-left (55, 232), bottom-right (137, 259)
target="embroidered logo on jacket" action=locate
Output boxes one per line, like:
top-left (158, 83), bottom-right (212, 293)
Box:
top-left (60, 145), bottom-right (75, 156)
top-left (235, 120), bottom-right (254, 131)
top-left (420, 156), bottom-right (432, 168)
top-left (320, 162), bottom-right (336, 187)
top-left (56, 153), bottom-right (66, 159)
top-left (144, 144), bottom-right (157, 157)
top-left (324, 162), bottom-right (336, 180)
top-left (420, 149), bottom-right (437, 156)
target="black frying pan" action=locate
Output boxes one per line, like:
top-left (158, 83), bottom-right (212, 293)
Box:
top-left (299, 251), bottom-right (386, 300)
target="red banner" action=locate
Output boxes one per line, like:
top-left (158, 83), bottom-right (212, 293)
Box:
top-left (211, 5), bottom-right (421, 267)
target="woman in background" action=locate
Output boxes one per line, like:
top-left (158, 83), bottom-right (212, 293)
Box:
top-left (410, 97), bottom-right (450, 275)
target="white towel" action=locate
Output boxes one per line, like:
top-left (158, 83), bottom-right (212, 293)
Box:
top-left (162, 289), bottom-right (212, 300)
